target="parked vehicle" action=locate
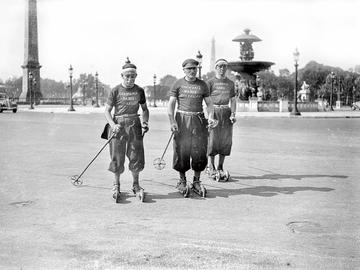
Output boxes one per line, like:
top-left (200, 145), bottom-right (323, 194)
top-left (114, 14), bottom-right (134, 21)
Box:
top-left (351, 101), bottom-right (360, 110)
top-left (0, 93), bottom-right (18, 113)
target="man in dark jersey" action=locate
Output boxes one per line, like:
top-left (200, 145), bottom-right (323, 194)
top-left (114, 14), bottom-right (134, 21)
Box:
top-left (167, 58), bottom-right (215, 197)
top-left (206, 59), bottom-right (236, 180)
top-left (105, 59), bottom-right (149, 202)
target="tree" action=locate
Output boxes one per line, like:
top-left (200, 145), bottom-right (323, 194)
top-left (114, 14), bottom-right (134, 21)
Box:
top-left (317, 74), bottom-right (332, 100)
top-left (342, 73), bottom-right (356, 105)
top-left (41, 78), bottom-right (67, 98)
top-left (354, 76), bottom-right (360, 102)
top-left (159, 75), bottom-right (177, 88)
top-left (5, 77), bottom-right (22, 97)
top-left (300, 61), bottom-right (332, 100)
top-left (279, 68), bottom-right (290, 77)
top-left (257, 70), bottom-right (283, 100)
top-left (276, 75), bottom-right (293, 100)
top-left (355, 65), bottom-right (360, 74)
top-left (145, 85), bottom-right (171, 101)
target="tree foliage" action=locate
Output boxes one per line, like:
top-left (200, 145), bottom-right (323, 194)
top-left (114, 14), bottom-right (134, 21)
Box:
top-left (145, 74), bottom-right (178, 101)
top-left (256, 61), bottom-right (360, 103)
top-left (4, 76), bottom-right (22, 97)
top-left (159, 75), bottom-right (177, 88)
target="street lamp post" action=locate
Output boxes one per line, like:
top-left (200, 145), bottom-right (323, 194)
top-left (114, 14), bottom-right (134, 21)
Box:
top-left (153, 74), bottom-right (157, 107)
top-left (336, 78), bottom-right (342, 109)
top-left (196, 50), bottom-right (203, 79)
top-left (290, 48), bottom-right (301, 116)
top-left (28, 71), bottom-right (34, 109)
top-left (95, 71), bottom-right (100, 107)
top-left (330, 71), bottom-right (335, 111)
top-left (68, 65), bottom-right (75, 111)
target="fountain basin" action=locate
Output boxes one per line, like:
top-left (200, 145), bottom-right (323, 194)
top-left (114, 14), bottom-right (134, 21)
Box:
top-left (228, 61), bottom-right (274, 75)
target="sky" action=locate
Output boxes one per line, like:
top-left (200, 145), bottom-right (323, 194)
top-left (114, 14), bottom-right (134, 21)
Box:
top-left (0, 0), bottom-right (360, 88)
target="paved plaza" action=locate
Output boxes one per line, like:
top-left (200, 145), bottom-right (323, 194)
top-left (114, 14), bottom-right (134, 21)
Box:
top-left (0, 105), bottom-right (359, 269)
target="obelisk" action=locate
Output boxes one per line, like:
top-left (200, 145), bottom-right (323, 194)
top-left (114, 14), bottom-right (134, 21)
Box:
top-left (20, 0), bottom-right (41, 102)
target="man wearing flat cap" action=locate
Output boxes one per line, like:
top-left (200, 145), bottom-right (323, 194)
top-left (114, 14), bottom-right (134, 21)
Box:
top-left (167, 58), bottom-right (215, 197)
top-left (105, 58), bottom-right (149, 202)
top-left (206, 59), bottom-right (236, 180)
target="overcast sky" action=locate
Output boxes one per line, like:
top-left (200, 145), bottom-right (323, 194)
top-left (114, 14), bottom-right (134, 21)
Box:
top-left (0, 0), bottom-right (359, 87)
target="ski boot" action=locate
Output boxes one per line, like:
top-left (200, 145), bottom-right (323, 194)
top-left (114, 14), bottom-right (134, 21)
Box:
top-left (190, 178), bottom-right (207, 198)
top-left (215, 169), bottom-right (230, 182)
top-left (112, 184), bottom-right (121, 203)
top-left (176, 179), bottom-right (190, 198)
top-left (132, 185), bottom-right (145, 202)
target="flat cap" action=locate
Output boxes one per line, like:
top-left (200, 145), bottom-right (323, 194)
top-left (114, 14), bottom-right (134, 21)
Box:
top-left (182, 58), bottom-right (199, 68)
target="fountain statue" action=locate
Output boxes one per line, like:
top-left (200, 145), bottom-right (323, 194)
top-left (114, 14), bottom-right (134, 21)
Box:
top-left (298, 81), bottom-right (310, 102)
top-left (228, 29), bottom-right (274, 100)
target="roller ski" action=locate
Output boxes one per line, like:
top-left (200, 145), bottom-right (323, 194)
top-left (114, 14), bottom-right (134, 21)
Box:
top-left (216, 169), bottom-right (230, 182)
top-left (112, 185), bottom-right (121, 203)
top-left (206, 166), bottom-right (230, 182)
top-left (190, 179), bottom-right (207, 198)
top-left (206, 166), bottom-right (220, 181)
top-left (176, 180), bottom-right (190, 198)
top-left (132, 185), bottom-right (145, 202)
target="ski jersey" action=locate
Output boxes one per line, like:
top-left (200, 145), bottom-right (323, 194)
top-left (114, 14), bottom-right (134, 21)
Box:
top-left (207, 77), bottom-right (235, 105)
top-left (106, 84), bottom-right (146, 115)
top-left (170, 78), bottom-right (209, 112)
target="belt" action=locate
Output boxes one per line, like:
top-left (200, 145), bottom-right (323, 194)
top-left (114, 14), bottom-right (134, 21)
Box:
top-left (214, 104), bottom-right (229, 108)
top-left (177, 110), bottom-right (203, 115)
top-left (114, 113), bottom-right (139, 119)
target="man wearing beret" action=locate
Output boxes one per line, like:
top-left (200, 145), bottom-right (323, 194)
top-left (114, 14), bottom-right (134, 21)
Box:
top-left (206, 59), bottom-right (236, 181)
top-left (105, 59), bottom-right (149, 202)
top-left (167, 58), bottom-right (215, 197)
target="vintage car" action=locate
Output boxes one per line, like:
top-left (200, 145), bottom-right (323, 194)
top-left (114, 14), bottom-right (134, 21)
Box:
top-left (0, 93), bottom-right (18, 113)
top-left (351, 101), bottom-right (360, 110)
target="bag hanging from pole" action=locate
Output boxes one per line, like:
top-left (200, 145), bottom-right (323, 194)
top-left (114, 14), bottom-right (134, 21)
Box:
top-left (101, 123), bottom-right (110, 139)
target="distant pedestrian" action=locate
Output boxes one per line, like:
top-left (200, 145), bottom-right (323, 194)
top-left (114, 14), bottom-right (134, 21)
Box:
top-left (206, 59), bottom-right (236, 181)
top-left (104, 59), bottom-right (149, 202)
top-left (167, 58), bottom-right (216, 197)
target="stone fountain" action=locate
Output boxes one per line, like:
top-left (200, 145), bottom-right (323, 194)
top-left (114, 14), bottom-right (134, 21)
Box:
top-left (228, 29), bottom-right (274, 100)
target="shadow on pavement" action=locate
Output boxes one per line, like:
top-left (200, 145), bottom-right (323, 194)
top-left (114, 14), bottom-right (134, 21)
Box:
top-left (143, 191), bottom-right (201, 202)
top-left (230, 173), bottom-right (348, 181)
top-left (138, 186), bottom-right (334, 201)
top-left (205, 186), bottom-right (334, 198)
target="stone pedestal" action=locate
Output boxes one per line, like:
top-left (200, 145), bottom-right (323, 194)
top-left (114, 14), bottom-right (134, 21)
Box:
top-left (249, 97), bottom-right (258, 112)
top-left (278, 99), bottom-right (289, 112)
top-left (316, 99), bottom-right (326, 111)
top-left (336, 101), bottom-right (341, 109)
